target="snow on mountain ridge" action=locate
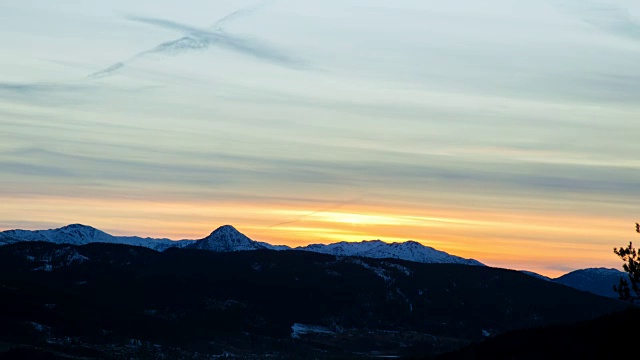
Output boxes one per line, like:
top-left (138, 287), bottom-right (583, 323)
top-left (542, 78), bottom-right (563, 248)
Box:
top-left (187, 225), bottom-right (268, 252)
top-left (569, 267), bottom-right (624, 277)
top-left (0, 224), bottom-right (195, 251)
top-left (553, 267), bottom-right (626, 298)
top-left (1, 224), bottom-right (113, 245)
top-left (1, 224), bottom-right (482, 265)
top-left (299, 240), bottom-right (386, 256)
top-left (520, 270), bottom-right (552, 281)
top-left (0, 224), bottom-right (280, 252)
top-left (297, 239), bottom-right (484, 266)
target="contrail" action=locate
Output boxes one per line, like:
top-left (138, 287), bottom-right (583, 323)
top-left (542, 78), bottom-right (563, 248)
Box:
top-left (268, 197), bottom-right (363, 228)
top-left (88, 0), bottom-right (305, 78)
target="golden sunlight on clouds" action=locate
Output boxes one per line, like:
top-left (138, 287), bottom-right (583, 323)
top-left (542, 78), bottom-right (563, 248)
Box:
top-left (0, 195), bottom-right (628, 277)
top-left (265, 209), bottom-right (480, 227)
top-left (309, 212), bottom-right (399, 226)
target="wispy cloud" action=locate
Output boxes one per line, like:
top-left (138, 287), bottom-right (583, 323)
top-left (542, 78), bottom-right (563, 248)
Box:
top-left (90, 62), bottom-right (124, 77)
top-left (209, 0), bottom-right (273, 32)
top-left (0, 82), bottom-right (86, 94)
top-left (268, 197), bottom-right (363, 228)
top-left (3, 144), bottom-right (638, 211)
top-left (0, 81), bottom-right (95, 107)
top-left (88, 1), bottom-right (306, 78)
top-left (557, 0), bottom-right (640, 41)
top-left (0, 80), bottom-right (159, 108)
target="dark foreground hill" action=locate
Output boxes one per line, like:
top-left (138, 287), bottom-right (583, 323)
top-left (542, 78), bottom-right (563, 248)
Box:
top-left (433, 307), bottom-right (639, 360)
top-left (0, 242), bottom-right (626, 359)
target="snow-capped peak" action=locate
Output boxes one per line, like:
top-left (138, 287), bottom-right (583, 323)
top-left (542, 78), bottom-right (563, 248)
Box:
top-left (571, 267), bottom-right (625, 276)
top-left (1, 224), bottom-right (481, 265)
top-left (0, 224), bottom-right (194, 251)
top-left (297, 239), bottom-right (483, 266)
top-left (187, 225), bottom-right (267, 252)
top-left (0, 224), bottom-right (111, 245)
top-left (298, 240), bottom-right (386, 256)
top-left (54, 224), bottom-right (109, 241)
top-left (210, 225), bottom-right (243, 236)
top-left (60, 223), bottom-right (93, 230)
top-left (553, 267), bottom-right (626, 298)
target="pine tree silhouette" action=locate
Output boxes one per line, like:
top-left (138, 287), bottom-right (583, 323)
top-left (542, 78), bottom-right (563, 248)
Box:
top-left (613, 224), bottom-right (640, 302)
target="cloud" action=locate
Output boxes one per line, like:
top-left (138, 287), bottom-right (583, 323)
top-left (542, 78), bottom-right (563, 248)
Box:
top-left (88, 1), bottom-right (306, 78)
top-left (0, 82), bottom-right (85, 94)
top-left (88, 62), bottom-right (124, 79)
top-left (128, 16), bottom-right (306, 65)
top-left (556, 0), bottom-right (640, 41)
top-left (210, 0), bottom-right (275, 32)
top-left (0, 80), bottom-right (159, 107)
top-left (3, 144), bottom-right (638, 211)
top-left (0, 161), bottom-right (75, 177)
top-left (0, 82), bottom-right (96, 107)
top-left (268, 197), bottom-right (363, 228)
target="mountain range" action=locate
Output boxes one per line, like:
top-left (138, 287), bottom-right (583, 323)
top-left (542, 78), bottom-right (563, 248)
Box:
top-left (0, 224), bottom-right (627, 298)
top-left (0, 223), bottom-right (482, 266)
top-left (0, 240), bottom-right (627, 359)
top-left (0, 224), bottom-right (193, 251)
top-left (298, 240), bottom-right (483, 266)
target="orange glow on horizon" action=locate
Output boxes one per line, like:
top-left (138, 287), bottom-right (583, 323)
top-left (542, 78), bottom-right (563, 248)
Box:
top-left (0, 194), bottom-right (629, 278)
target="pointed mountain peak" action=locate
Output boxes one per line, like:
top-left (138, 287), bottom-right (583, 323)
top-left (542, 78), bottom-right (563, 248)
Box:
top-left (208, 224), bottom-right (241, 237)
top-left (189, 225), bottom-right (266, 252)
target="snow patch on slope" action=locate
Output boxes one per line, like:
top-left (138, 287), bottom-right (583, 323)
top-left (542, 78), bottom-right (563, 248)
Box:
top-left (520, 271), bottom-right (552, 281)
top-left (291, 323), bottom-right (335, 339)
top-left (22, 246), bottom-right (90, 272)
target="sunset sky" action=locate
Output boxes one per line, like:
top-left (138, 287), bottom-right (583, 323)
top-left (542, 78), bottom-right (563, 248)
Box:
top-left (1, 0), bottom-right (639, 277)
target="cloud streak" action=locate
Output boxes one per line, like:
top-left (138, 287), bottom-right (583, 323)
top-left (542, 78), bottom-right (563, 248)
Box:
top-left (268, 197), bottom-right (363, 228)
top-left (3, 144), bottom-right (639, 213)
top-left (0, 81), bottom-right (98, 107)
top-left (88, 1), bottom-right (306, 78)
top-left (0, 82), bottom-right (86, 94)
top-left (210, 0), bottom-right (273, 32)
top-left (557, 0), bottom-right (640, 41)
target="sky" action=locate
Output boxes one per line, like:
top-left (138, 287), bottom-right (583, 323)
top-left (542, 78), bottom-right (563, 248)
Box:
top-left (1, 0), bottom-right (639, 277)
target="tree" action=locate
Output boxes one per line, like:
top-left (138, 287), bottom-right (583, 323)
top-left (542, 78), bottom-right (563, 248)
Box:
top-left (613, 223), bottom-right (640, 303)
